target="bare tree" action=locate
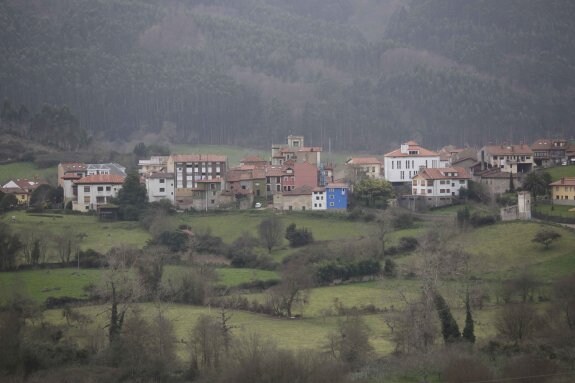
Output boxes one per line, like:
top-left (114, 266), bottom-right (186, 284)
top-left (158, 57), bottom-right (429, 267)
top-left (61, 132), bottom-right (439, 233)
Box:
top-left (266, 259), bottom-right (313, 318)
top-left (495, 303), bottom-right (540, 345)
top-left (258, 216), bottom-right (284, 253)
top-left (326, 315), bottom-right (373, 369)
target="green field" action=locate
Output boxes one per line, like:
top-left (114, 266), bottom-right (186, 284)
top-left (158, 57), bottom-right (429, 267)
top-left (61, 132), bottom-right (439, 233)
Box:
top-left (0, 162), bottom-right (58, 184)
top-left (544, 164), bottom-right (575, 181)
top-left (178, 211), bottom-right (372, 244)
top-left (5, 211), bottom-right (150, 256)
top-left (533, 203), bottom-right (575, 218)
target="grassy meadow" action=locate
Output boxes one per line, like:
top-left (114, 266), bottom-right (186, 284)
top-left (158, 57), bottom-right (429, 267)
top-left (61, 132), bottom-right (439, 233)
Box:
top-left (544, 164), bottom-right (575, 181)
top-left (0, 162), bottom-right (58, 184)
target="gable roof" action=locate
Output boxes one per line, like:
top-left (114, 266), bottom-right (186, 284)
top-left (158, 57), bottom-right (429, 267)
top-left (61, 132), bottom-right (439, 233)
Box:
top-left (346, 157), bottom-right (382, 165)
top-left (531, 139), bottom-right (568, 151)
top-left (482, 145), bottom-right (533, 156)
top-left (60, 162), bottom-right (87, 172)
top-left (413, 167), bottom-right (470, 180)
top-left (550, 177), bottom-right (575, 187)
top-left (74, 175), bottom-right (126, 184)
top-left (384, 142), bottom-right (439, 157)
top-left (171, 154), bottom-right (228, 163)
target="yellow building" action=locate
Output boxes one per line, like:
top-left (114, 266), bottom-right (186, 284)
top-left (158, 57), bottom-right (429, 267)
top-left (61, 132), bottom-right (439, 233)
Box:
top-left (550, 177), bottom-right (575, 205)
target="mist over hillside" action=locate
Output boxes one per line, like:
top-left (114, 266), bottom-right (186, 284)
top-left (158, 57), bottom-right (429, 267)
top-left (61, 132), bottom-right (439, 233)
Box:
top-left (1, 0), bottom-right (574, 151)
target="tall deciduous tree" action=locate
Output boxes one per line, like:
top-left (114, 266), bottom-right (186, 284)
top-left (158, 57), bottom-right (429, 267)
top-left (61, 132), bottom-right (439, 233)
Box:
top-left (258, 216), bottom-right (283, 253)
top-left (353, 178), bottom-right (393, 208)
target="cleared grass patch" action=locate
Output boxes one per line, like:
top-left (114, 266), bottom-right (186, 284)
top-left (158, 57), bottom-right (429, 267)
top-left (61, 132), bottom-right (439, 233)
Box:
top-left (179, 211), bottom-right (371, 244)
top-left (0, 162), bottom-right (57, 183)
top-left (7, 211), bottom-right (150, 256)
top-left (163, 265), bottom-right (279, 287)
top-left (545, 164), bottom-right (575, 182)
top-left (0, 268), bottom-right (101, 303)
top-left (533, 203), bottom-right (575, 218)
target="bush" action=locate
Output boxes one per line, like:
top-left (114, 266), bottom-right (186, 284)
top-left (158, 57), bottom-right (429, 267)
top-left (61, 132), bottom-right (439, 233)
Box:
top-left (398, 236), bottom-right (418, 253)
top-left (285, 223), bottom-right (314, 247)
top-left (315, 259), bottom-right (381, 284)
top-left (392, 213), bottom-right (415, 230)
top-left (470, 211), bottom-right (498, 227)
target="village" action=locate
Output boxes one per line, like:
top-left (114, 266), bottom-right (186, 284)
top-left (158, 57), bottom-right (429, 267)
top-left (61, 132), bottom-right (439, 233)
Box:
top-left (2, 136), bottom-right (575, 217)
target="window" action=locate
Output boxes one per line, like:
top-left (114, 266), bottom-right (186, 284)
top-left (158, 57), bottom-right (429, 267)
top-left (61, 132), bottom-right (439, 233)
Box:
top-left (314, 203), bottom-right (317, 207)
top-left (159, 179), bottom-right (165, 183)
top-left (276, 185), bottom-right (281, 192)
top-left (84, 196), bottom-right (90, 203)
top-left (392, 162), bottom-right (394, 169)
top-left (106, 186), bottom-right (111, 191)
top-left (159, 188), bottom-right (165, 192)
top-left (211, 200), bottom-right (215, 204)
top-left (428, 189), bottom-right (432, 194)
top-left (97, 186), bottom-right (104, 192)
top-left (329, 195), bottom-right (334, 199)
top-left (397, 161), bottom-right (401, 169)
top-left (329, 202), bottom-right (334, 207)
top-left (96, 196), bottom-right (105, 203)
top-left (84, 186), bottom-right (90, 193)
top-left (400, 171), bottom-right (405, 180)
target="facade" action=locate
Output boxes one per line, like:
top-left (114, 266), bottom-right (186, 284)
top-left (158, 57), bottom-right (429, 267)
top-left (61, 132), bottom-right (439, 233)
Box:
top-left (72, 175), bottom-right (125, 211)
top-left (474, 168), bottom-right (519, 197)
top-left (58, 162), bottom-right (87, 187)
top-left (345, 157), bottom-right (382, 179)
top-left (531, 139), bottom-right (568, 167)
top-left (550, 177), bottom-right (575, 205)
top-left (271, 135), bottom-right (322, 166)
top-left (86, 163), bottom-right (126, 177)
top-left (145, 172), bottom-right (175, 203)
top-left (282, 161), bottom-right (318, 192)
top-left (138, 156), bottom-right (169, 176)
top-left (411, 167), bottom-right (470, 207)
top-left (274, 186), bottom-right (313, 211)
top-left (384, 141), bottom-right (441, 183)
top-left (311, 187), bottom-right (326, 210)
top-left (478, 145), bottom-right (533, 174)
top-left (1, 179), bottom-right (44, 206)
top-left (325, 183), bottom-right (348, 210)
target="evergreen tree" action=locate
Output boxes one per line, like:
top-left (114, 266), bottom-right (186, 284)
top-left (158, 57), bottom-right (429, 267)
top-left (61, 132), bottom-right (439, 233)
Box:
top-left (462, 291), bottom-right (475, 343)
top-left (114, 171), bottom-right (148, 220)
top-left (433, 291), bottom-right (461, 344)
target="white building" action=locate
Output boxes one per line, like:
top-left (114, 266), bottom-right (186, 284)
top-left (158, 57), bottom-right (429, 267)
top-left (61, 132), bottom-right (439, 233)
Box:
top-left (86, 163), bottom-right (126, 177)
top-left (138, 156), bottom-right (169, 176)
top-left (311, 187), bottom-right (326, 210)
top-left (384, 141), bottom-right (440, 183)
top-left (72, 175), bottom-right (125, 211)
top-left (411, 167), bottom-right (470, 203)
top-left (145, 172), bottom-right (175, 204)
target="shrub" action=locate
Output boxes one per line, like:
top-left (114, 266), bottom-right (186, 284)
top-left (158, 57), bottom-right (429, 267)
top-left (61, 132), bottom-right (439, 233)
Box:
top-left (392, 213), bottom-right (415, 230)
top-left (285, 223), bottom-right (314, 247)
top-left (470, 211), bottom-right (498, 227)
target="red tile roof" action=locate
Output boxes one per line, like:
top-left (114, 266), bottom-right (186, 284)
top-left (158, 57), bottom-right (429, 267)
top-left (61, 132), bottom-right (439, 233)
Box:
top-left (482, 145), bottom-right (533, 156)
top-left (74, 175), bottom-right (126, 184)
top-left (550, 177), bottom-right (575, 187)
top-left (346, 157), bottom-right (382, 165)
top-left (384, 142), bottom-right (438, 157)
top-left (413, 167), bottom-right (471, 180)
top-left (531, 139), bottom-right (568, 151)
top-left (171, 154), bottom-right (227, 162)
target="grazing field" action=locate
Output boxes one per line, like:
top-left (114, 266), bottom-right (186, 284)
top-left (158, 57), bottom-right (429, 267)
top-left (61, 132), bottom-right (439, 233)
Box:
top-left (0, 162), bottom-right (57, 183)
top-left (163, 265), bottom-right (279, 287)
top-left (0, 268), bottom-right (101, 303)
top-left (448, 221), bottom-right (575, 281)
top-left (6, 211), bottom-right (150, 255)
top-left (533, 203), bottom-right (575, 218)
top-left (544, 164), bottom-right (575, 181)
top-left (178, 211), bottom-right (372, 243)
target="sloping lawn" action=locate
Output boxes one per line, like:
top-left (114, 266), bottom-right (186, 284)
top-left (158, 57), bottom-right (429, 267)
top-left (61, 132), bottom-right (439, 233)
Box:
top-left (0, 162), bottom-right (57, 184)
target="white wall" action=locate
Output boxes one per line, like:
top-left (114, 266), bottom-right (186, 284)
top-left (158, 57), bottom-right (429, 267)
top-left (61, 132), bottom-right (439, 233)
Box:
top-left (384, 155), bottom-right (440, 183)
top-left (311, 190), bottom-right (326, 210)
top-left (146, 177), bottom-right (175, 203)
top-left (74, 183), bottom-right (122, 211)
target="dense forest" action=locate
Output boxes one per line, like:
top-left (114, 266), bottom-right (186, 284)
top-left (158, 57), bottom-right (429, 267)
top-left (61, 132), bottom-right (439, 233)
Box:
top-left (1, 0), bottom-right (574, 151)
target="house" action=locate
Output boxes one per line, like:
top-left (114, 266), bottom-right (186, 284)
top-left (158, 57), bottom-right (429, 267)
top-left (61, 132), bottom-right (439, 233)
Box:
top-left (271, 135), bottom-right (322, 166)
top-left (411, 167), bottom-right (471, 207)
top-left (274, 185), bottom-right (313, 211)
top-left (72, 174), bottom-right (125, 211)
top-left (86, 163), bottom-right (126, 177)
top-left (478, 145), bottom-right (533, 174)
top-left (474, 168), bottom-right (520, 197)
top-left (531, 139), bottom-right (569, 167)
top-left (1, 179), bottom-right (45, 206)
top-left (167, 154), bottom-right (228, 209)
top-left (138, 156), bottom-right (169, 176)
top-left (325, 183), bottom-right (349, 210)
top-left (282, 161), bottom-right (319, 192)
top-left (58, 162), bottom-right (87, 187)
top-left (550, 177), bottom-right (575, 205)
top-left (145, 172), bottom-right (175, 203)
top-left (384, 141), bottom-right (441, 184)
top-left (225, 164), bottom-right (267, 208)
top-left (345, 157), bottom-right (382, 180)
top-left (311, 187), bottom-right (326, 210)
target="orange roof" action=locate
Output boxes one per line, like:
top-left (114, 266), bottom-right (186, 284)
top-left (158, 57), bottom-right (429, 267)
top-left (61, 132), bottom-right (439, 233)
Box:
top-left (346, 157), bottom-right (381, 165)
top-left (241, 155), bottom-right (267, 163)
top-left (482, 145), bottom-right (533, 156)
top-left (550, 177), bottom-right (575, 187)
top-left (60, 162), bottom-right (87, 171)
top-left (74, 175), bottom-right (126, 184)
top-left (413, 167), bottom-right (470, 180)
top-left (171, 154), bottom-right (227, 162)
top-left (326, 183), bottom-right (349, 189)
top-left (385, 142), bottom-right (438, 157)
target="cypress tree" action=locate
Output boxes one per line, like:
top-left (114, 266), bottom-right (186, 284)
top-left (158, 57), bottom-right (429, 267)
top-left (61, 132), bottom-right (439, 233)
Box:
top-left (462, 291), bottom-right (476, 343)
top-left (433, 291), bottom-right (461, 343)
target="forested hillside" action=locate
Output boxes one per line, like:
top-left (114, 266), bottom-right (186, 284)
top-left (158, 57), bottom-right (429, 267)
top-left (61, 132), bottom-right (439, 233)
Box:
top-left (1, 0), bottom-right (573, 151)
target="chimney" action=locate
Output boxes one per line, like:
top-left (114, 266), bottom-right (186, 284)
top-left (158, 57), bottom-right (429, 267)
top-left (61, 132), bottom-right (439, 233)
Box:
top-left (400, 143), bottom-right (409, 154)
top-left (561, 177), bottom-right (565, 184)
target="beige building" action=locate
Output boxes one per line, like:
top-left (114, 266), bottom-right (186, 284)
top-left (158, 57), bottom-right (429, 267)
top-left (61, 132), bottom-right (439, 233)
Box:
top-left (478, 145), bottom-right (533, 174)
top-left (550, 177), bottom-right (575, 205)
top-left (345, 157), bottom-right (382, 179)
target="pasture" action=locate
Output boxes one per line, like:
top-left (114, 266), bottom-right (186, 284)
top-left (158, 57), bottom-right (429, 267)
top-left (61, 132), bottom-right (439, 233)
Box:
top-left (0, 162), bottom-right (57, 184)
top-left (544, 164), bottom-right (575, 181)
